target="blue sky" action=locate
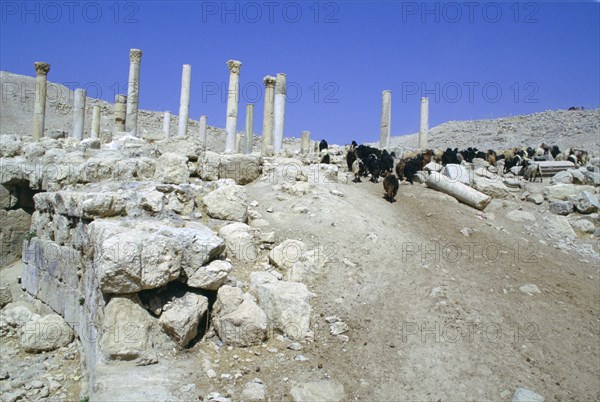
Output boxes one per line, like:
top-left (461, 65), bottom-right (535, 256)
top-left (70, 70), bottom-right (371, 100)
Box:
top-left (1, 1), bottom-right (599, 144)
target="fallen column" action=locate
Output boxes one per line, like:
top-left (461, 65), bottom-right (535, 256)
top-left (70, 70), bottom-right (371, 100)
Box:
top-left (273, 73), bottom-right (286, 154)
top-left (163, 111), bottom-right (171, 139)
top-left (300, 131), bottom-right (310, 154)
top-left (419, 97), bottom-right (428, 149)
top-left (72, 88), bottom-right (86, 140)
top-left (32, 62), bottom-right (50, 140)
top-left (114, 95), bottom-right (127, 132)
top-left (178, 64), bottom-right (191, 137)
top-left (91, 105), bottom-right (100, 139)
top-left (126, 49), bottom-right (142, 137)
top-left (225, 60), bottom-right (242, 153)
top-left (261, 76), bottom-right (276, 156)
top-left (426, 171), bottom-right (492, 210)
top-left (380, 90), bottom-right (391, 148)
top-left (244, 104), bottom-right (254, 154)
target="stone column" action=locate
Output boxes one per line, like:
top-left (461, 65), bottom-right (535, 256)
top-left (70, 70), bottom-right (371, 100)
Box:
top-left (91, 105), bottom-right (100, 139)
top-left (126, 49), bottom-right (142, 137)
top-left (235, 133), bottom-right (242, 154)
top-left (380, 90), bottom-right (391, 148)
top-left (114, 95), bottom-right (127, 132)
top-left (72, 88), bottom-right (86, 140)
top-left (199, 115), bottom-right (208, 152)
top-left (244, 104), bottom-right (254, 154)
top-left (261, 76), bottom-right (276, 155)
top-left (163, 111), bottom-right (171, 139)
top-left (419, 96), bottom-right (429, 149)
top-left (225, 60), bottom-right (242, 153)
top-left (300, 131), bottom-right (310, 154)
top-left (273, 73), bottom-right (286, 154)
top-left (178, 64), bottom-right (191, 137)
top-left (32, 62), bottom-right (50, 140)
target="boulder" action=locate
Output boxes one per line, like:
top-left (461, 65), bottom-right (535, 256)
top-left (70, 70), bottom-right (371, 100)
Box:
top-left (582, 170), bottom-right (600, 186)
top-left (472, 176), bottom-right (510, 199)
top-left (442, 164), bottom-right (472, 185)
top-left (548, 200), bottom-right (573, 215)
top-left (503, 178), bottom-right (523, 188)
top-left (269, 240), bottom-right (306, 271)
top-left (0, 208), bottom-right (32, 266)
top-left (542, 215), bottom-right (576, 240)
top-left (543, 184), bottom-right (596, 201)
top-left (526, 193), bottom-right (544, 205)
top-left (140, 190), bottom-right (166, 213)
top-left (241, 379), bottom-right (267, 401)
top-left (91, 223), bottom-right (181, 294)
top-left (569, 169), bottom-right (586, 185)
top-left (21, 313), bottom-right (74, 352)
top-left (512, 388), bottom-right (544, 402)
top-left (213, 289), bottom-right (268, 347)
top-left (101, 297), bottom-right (163, 361)
top-left (570, 219), bottom-right (595, 234)
top-left (219, 154), bottom-right (262, 185)
top-left (0, 283), bottom-right (12, 308)
top-left (198, 151), bottom-right (221, 181)
top-left (154, 152), bottom-right (190, 184)
top-left (254, 280), bottom-right (311, 340)
top-left (290, 380), bottom-right (345, 402)
top-left (574, 191), bottom-right (599, 214)
top-left (0, 184), bottom-right (16, 209)
top-left (1, 302), bottom-right (35, 327)
top-left (550, 171), bottom-right (573, 184)
top-left (187, 260), bottom-right (232, 290)
top-left (202, 185), bottom-right (249, 222)
top-left (218, 222), bottom-right (257, 262)
top-left (160, 292), bottom-right (209, 347)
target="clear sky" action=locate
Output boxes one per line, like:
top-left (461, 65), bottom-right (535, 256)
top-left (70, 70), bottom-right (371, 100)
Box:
top-left (1, 1), bottom-right (599, 144)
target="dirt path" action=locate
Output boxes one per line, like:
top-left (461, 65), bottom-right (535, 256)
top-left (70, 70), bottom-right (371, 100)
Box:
top-left (247, 173), bottom-right (600, 401)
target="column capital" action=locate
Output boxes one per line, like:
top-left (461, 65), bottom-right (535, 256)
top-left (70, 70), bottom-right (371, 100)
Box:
top-left (115, 94), bottom-right (127, 103)
top-left (227, 60), bottom-right (242, 74)
top-left (421, 96), bottom-right (428, 102)
top-left (129, 49), bottom-right (143, 63)
top-left (34, 62), bottom-right (50, 76)
top-left (263, 76), bottom-right (276, 87)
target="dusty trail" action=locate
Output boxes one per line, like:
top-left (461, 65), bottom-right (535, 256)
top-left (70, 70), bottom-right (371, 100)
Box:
top-left (247, 173), bottom-right (599, 401)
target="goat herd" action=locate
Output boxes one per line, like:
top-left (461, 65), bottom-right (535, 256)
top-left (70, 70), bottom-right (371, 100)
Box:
top-left (317, 139), bottom-right (591, 203)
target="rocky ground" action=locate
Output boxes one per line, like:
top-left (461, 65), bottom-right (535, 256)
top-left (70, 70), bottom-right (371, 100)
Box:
top-left (0, 70), bottom-right (599, 402)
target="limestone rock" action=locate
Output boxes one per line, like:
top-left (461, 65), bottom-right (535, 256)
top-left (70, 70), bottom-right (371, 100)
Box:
top-left (519, 284), bottom-right (541, 295)
top-left (472, 176), bottom-right (510, 199)
top-left (187, 260), bottom-right (232, 290)
top-left (241, 378), bottom-right (267, 401)
top-left (542, 215), bottom-right (577, 240)
top-left (570, 219), bottom-right (595, 234)
top-left (219, 154), bottom-right (262, 185)
top-left (512, 387), bottom-right (544, 402)
top-left (202, 185), bottom-right (249, 222)
top-left (160, 292), bottom-right (208, 347)
top-left (101, 297), bottom-right (161, 362)
top-left (544, 184), bottom-right (596, 201)
top-left (574, 191), bottom-right (599, 214)
top-left (0, 184), bottom-right (16, 209)
top-left (290, 380), bottom-right (345, 402)
top-left (213, 292), bottom-right (268, 347)
top-left (254, 280), bottom-right (311, 340)
top-left (548, 200), bottom-right (573, 215)
top-left (550, 170), bottom-right (573, 184)
top-left (526, 193), bottom-right (544, 205)
top-left (442, 164), bottom-right (472, 185)
top-left (140, 190), bottom-right (166, 213)
top-left (269, 240), bottom-right (306, 271)
top-left (0, 208), bottom-right (32, 266)
top-left (198, 151), bottom-right (221, 181)
top-left (0, 283), bottom-right (12, 308)
top-left (1, 302), bottom-right (35, 327)
top-left (21, 314), bottom-right (74, 353)
top-left (154, 152), bottom-right (190, 184)
top-left (218, 222), bottom-right (257, 262)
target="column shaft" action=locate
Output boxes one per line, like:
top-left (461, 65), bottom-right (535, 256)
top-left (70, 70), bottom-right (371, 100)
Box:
top-left (380, 90), bottom-right (391, 148)
top-left (419, 97), bottom-right (429, 149)
top-left (126, 49), bottom-right (142, 136)
top-left (225, 60), bottom-right (242, 153)
top-left (244, 104), bottom-right (254, 154)
top-left (163, 111), bottom-right (171, 139)
top-left (91, 105), bottom-right (100, 139)
top-left (273, 73), bottom-right (286, 154)
top-left (72, 88), bottom-right (86, 140)
top-left (32, 62), bottom-right (50, 140)
top-left (178, 64), bottom-right (191, 137)
top-left (300, 131), bottom-right (311, 154)
top-left (261, 76), bottom-right (276, 155)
